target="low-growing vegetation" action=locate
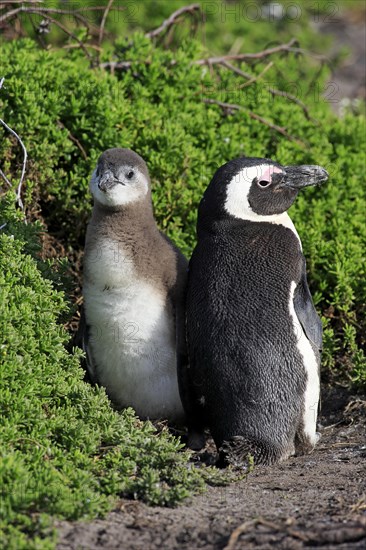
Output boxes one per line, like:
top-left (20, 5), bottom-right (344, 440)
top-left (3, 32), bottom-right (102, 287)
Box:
top-left (0, 1), bottom-right (365, 548)
top-left (0, 196), bottom-right (205, 550)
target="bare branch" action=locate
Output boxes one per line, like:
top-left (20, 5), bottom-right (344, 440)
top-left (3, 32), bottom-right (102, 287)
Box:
top-left (195, 39), bottom-right (298, 66)
top-left (57, 121), bottom-right (88, 160)
top-left (76, 5), bottom-right (126, 13)
top-left (267, 87), bottom-right (319, 123)
top-left (0, 168), bottom-right (12, 188)
top-left (0, 6), bottom-right (91, 30)
top-left (98, 0), bottom-right (114, 47)
top-left (0, 117), bottom-right (27, 209)
top-left (100, 38), bottom-right (326, 88)
top-left (36, 14), bottom-right (93, 61)
top-left (0, 0), bottom-right (43, 5)
top-left (284, 46), bottom-right (328, 62)
top-left (63, 43), bottom-right (103, 53)
top-left (99, 60), bottom-right (133, 71)
top-left (0, 78), bottom-right (28, 209)
top-left (202, 98), bottom-right (306, 147)
top-left (146, 3), bottom-right (201, 40)
top-left (236, 61), bottom-right (274, 89)
top-left (0, 78), bottom-right (12, 188)
top-left (220, 60), bottom-right (252, 79)
top-left (218, 61), bottom-right (318, 123)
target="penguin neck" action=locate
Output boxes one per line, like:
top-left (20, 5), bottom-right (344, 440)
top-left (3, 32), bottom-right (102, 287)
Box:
top-left (91, 197), bottom-right (160, 239)
top-left (198, 211), bottom-right (302, 250)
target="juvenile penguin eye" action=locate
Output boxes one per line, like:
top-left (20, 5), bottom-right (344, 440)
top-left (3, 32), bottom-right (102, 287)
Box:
top-left (126, 170), bottom-right (135, 179)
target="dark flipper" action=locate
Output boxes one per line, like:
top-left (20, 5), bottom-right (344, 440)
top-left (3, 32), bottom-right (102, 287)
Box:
top-left (293, 256), bottom-right (322, 352)
top-left (176, 263), bottom-right (206, 450)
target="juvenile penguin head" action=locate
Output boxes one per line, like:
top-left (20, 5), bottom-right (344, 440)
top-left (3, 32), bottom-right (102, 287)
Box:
top-left (90, 148), bottom-right (150, 208)
top-left (199, 157), bottom-right (328, 222)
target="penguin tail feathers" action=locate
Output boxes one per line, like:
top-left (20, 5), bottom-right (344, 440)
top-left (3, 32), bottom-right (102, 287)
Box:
top-left (218, 435), bottom-right (283, 469)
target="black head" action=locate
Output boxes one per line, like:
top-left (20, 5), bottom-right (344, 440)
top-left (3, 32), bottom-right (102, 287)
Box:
top-left (198, 157), bottom-right (328, 225)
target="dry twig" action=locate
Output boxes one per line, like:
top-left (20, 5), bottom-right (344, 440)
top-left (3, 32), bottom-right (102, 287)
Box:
top-left (195, 39), bottom-right (298, 66)
top-left (0, 78), bottom-right (28, 210)
top-left (267, 87), bottom-right (318, 123)
top-left (145, 3), bottom-right (201, 40)
top-left (57, 121), bottom-right (88, 160)
top-left (220, 60), bottom-right (252, 79)
top-left (224, 517), bottom-right (312, 549)
top-left (216, 60), bottom-right (317, 122)
top-left (0, 168), bottom-right (12, 188)
top-left (224, 519), bottom-right (257, 550)
top-left (202, 98), bottom-right (305, 146)
top-left (0, 6), bottom-right (89, 28)
top-left (0, 0), bottom-right (43, 6)
top-left (236, 61), bottom-right (273, 89)
top-left (98, 0), bottom-right (114, 47)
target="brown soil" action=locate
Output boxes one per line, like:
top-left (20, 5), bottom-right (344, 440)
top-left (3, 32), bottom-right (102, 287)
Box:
top-left (56, 389), bottom-right (366, 550)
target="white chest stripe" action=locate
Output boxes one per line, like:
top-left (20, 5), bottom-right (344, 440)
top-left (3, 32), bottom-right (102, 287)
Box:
top-left (288, 281), bottom-right (320, 443)
top-left (240, 211), bottom-right (302, 249)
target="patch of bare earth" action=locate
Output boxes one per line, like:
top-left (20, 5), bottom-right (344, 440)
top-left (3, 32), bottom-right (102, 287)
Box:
top-left (56, 389), bottom-right (366, 550)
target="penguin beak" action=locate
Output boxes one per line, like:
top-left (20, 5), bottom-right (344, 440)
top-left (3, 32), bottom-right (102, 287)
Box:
top-left (282, 165), bottom-right (329, 189)
top-left (98, 169), bottom-right (115, 192)
top-left (98, 169), bottom-right (124, 192)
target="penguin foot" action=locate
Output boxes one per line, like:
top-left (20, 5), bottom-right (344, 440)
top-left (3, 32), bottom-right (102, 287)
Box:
top-left (218, 437), bottom-right (254, 470)
top-left (218, 435), bottom-right (282, 468)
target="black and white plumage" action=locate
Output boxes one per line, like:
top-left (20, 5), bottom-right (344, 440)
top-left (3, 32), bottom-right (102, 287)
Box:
top-left (179, 157), bottom-right (328, 466)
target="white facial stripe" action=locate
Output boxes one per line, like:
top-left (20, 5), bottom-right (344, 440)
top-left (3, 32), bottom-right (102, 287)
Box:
top-left (224, 164), bottom-right (281, 220)
top-left (90, 167), bottom-right (148, 207)
top-left (224, 163), bottom-right (302, 248)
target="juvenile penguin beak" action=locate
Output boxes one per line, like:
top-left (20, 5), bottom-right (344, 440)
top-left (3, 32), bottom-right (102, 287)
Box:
top-left (282, 165), bottom-right (329, 189)
top-left (98, 169), bottom-right (117, 192)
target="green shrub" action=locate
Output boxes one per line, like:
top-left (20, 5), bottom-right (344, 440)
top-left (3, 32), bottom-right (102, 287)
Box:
top-left (0, 193), bottom-right (204, 549)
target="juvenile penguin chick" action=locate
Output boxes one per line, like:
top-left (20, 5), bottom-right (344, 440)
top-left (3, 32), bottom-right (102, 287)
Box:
top-left (180, 157), bottom-right (328, 466)
top-left (81, 148), bottom-right (186, 422)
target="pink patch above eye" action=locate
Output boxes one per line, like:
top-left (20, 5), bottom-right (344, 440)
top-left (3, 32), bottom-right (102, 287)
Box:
top-left (259, 165), bottom-right (284, 183)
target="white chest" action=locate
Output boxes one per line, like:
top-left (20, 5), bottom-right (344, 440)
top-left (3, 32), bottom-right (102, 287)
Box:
top-left (83, 238), bottom-right (184, 421)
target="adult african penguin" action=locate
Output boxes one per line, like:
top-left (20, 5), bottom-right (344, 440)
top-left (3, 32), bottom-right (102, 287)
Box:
top-left (179, 157), bottom-right (328, 465)
top-left (78, 148), bottom-right (186, 423)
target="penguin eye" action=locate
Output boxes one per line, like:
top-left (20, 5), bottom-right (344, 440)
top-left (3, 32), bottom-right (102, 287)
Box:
top-left (256, 178), bottom-right (271, 188)
top-left (126, 170), bottom-right (135, 180)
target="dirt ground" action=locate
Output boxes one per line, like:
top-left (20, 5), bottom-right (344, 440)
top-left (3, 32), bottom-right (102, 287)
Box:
top-left (56, 389), bottom-right (366, 550)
